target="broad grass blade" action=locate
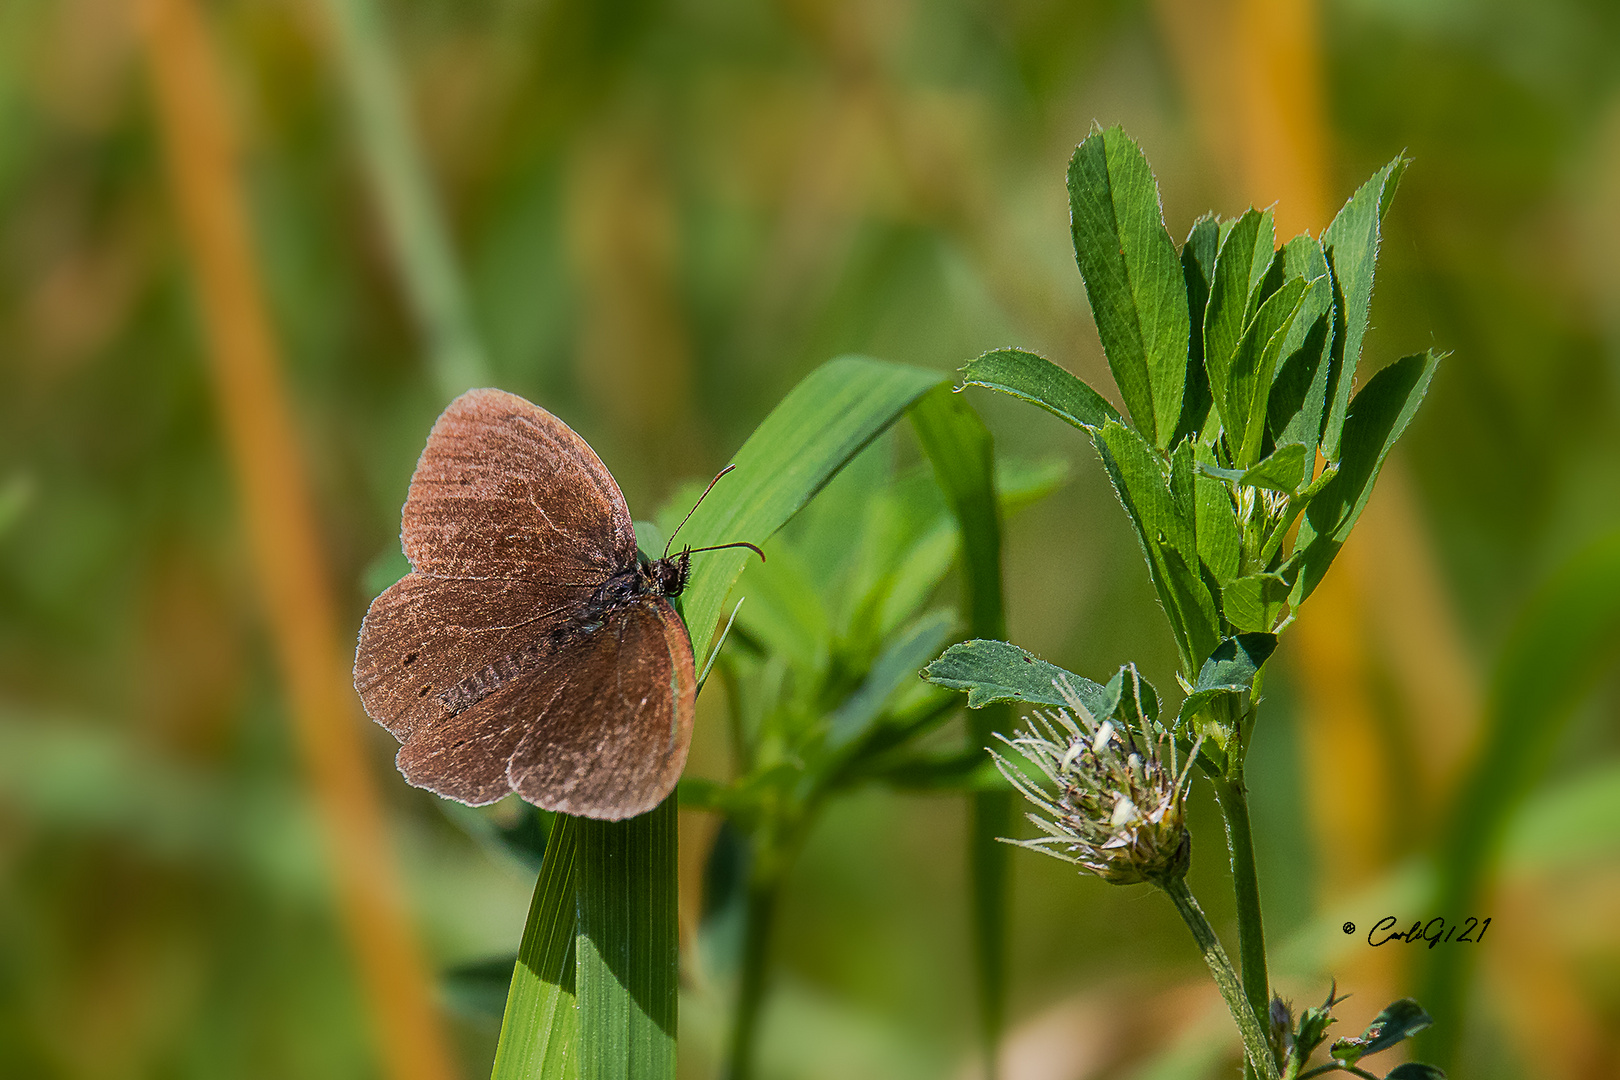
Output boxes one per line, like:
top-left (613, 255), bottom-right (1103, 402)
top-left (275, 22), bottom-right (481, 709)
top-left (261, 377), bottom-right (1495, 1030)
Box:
top-left (491, 815), bottom-right (580, 1080)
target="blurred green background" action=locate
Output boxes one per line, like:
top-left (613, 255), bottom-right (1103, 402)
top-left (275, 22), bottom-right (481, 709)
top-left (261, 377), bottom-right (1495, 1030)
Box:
top-left (1, 0), bottom-right (1617, 1078)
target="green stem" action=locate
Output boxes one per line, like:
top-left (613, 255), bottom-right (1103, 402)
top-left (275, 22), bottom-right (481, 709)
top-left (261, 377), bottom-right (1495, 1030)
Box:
top-left (723, 873), bottom-right (780, 1080)
top-left (1215, 771), bottom-right (1271, 1076)
top-left (1159, 876), bottom-right (1280, 1080)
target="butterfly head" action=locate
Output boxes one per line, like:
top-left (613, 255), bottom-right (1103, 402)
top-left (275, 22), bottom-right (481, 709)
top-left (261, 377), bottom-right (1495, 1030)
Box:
top-left (641, 551), bottom-right (692, 598)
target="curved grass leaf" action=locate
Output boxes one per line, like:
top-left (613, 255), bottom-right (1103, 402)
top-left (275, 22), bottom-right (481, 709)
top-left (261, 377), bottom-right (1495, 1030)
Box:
top-left (575, 804), bottom-right (678, 1080)
top-left (1067, 126), bottom-right (1189, 445)
top-left (492, 356), bottom-right (949, 1080)
top-left (911, 384), bottom-right (1013, 1072)
top-left (677, 356), bottom-right (947, 675)
top-left (1418, 530), bottom-right (1620, 1067)
top-left (491, 816), bottom-right (579, 1080)
top-left (957, 348), bottom-right (1121, 433)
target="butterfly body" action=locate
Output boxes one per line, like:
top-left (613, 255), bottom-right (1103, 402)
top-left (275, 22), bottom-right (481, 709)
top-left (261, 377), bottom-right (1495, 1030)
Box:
top-left (354, 389), bottom-right (698, 821)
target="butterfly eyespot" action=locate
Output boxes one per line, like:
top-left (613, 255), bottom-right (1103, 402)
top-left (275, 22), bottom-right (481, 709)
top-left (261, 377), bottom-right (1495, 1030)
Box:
top-left (403, 652), bottom-right (419, 666)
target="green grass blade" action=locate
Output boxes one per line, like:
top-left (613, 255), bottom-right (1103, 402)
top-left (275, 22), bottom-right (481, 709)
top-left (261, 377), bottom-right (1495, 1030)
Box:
top-left (911, 386), bottom-right (1010, 1076)
top-left (1417, 531), bottom-right (1620, 1068)
top-left (318, 0), bottom-right (491, 400)
top-left (1067, 126), bottom-right (1190, 445)
top-left (957, 348), bottom-right (1121, 433)
top-left (491, 816), bottom-right (580, 1080)
top-left (677, 356), bottom-right (946, 677)
top-left (575, 801), bottom-right (679, 1080)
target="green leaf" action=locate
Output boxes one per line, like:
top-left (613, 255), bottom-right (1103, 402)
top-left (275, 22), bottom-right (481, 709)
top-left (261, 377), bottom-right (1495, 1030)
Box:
top-left (1196, 632), bottom-right (1278, 692)
top-left (1320, 156), bottom-right (1408, 460)
top-left (1419, 530), bottom-right (1620, 1068)
top-left (958, 348), bottom-right (1121, 433)
top-left (865, 749), bottom-right (1007, 792)
top-left (574, 802), bottom-right (678, 1080)
top-left (1067, 126), bottom-right (1189, 445)
top-left (1094, 421), bottom-right (1220, 671)
top-left (675, 356), bottom-right (945, 676)
top-left (1267, 235), bottom-right (1336, 473)
top-left (1238, 442), bottom-right (1309, 495)
top-left (1203, 208), bottom-right (1276, 406)
top-left (1361, 998), bottom-right (1432, 1053)
top-left (1174, 216), bottom-right (1220, 443)
top-left (1226, 276), bottom-right (1309, 467)
top-left (1195, 444), bottom-right (1241, 582)
top-left (1384, 1064), bottom-right (1446, 1080)
top-left (924, 638), bottom-right (1113, 714)
top-left (491, 816), bottom-right (580, 1080)
top-left (1293, 351), bottom-right (1440, 604)
top-left (1222, 573), bottom-right (1290, 633)
top-left (825, 610), bottom-right (955, 754)
top-left (910, 383), bottom-right (1014, 1067)
top-left (732, 545), bottom-right (830, 676)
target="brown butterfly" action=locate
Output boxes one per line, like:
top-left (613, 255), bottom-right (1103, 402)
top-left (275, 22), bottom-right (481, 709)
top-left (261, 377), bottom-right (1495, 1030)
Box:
top-left (353, 388), bottom-right (759, 820)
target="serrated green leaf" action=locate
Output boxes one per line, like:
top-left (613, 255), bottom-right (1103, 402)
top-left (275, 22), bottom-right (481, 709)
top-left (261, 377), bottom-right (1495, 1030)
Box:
top-left (1094, 421), bottom-right (1219, 670)
top-left (1196, 632), bottom-right (1279, 692)
top-left (1239, 442), bottom-right (1309, 495)
top-left (1175, 216), bottom-right (1220, 443)
top-left (958, 348), bottom-right (1121, 432)
top-left (923, 639), bottom-right (1112, 713)
top-left (1293, 351), bottom-right (1440, 604)
top-left (1067, 126), bottom-right (1189, 445)
top-left (1268, 236), bottom-right (1336, 472)
top-left (1203, 209), bottom-right (1276, 411)
top-left (1195, 444), bottom-right (1241, 582)
top-left (1223, 573), bottom-right (1290, 633)
top-left (491, 817), bottom-right (579, 1080)
top-left (1228, 277), bottom-right (1309, 467)
top-left (1360, 998), bottom-right (1432, 1053)
top-left (1321, 156), bottom-right (1408, 459)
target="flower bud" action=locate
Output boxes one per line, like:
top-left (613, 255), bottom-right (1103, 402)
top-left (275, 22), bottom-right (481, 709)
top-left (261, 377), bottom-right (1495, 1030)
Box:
top-left (993, 667), bottom-right (1200, 885)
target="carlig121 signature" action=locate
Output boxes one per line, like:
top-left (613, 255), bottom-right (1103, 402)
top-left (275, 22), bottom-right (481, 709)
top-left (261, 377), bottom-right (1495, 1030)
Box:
top-left (1359, 915), bottom-right (1492, 948)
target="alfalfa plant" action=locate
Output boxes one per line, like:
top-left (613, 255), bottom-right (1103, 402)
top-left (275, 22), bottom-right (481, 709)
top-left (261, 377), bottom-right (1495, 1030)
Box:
top-left (926, 124), bottom-right (1445, 1080)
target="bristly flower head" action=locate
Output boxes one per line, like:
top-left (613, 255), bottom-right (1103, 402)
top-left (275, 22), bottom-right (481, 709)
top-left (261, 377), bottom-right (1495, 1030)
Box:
top-left (993, 665), bottom-right (1200, 885)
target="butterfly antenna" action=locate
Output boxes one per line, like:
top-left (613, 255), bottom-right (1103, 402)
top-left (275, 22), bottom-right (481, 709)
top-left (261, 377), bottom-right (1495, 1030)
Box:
top-left (664, 463), bottom-right (737, 558)
top-left (685, 540), bottom-right (766, 564)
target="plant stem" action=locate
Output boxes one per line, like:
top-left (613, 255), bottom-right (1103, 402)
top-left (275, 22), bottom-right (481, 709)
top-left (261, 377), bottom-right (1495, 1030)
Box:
top-left (1159, 876), bottom-right (1280, 1080)
top-left (1215, 770), bottom-right (1271, 1077)
top-left (723, 872), bottom-right (780, 1080)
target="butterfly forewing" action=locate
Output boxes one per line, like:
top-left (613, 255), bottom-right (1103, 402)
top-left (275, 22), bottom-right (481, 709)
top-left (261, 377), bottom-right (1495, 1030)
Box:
top-left (401, 388), bottom-right (637, 581)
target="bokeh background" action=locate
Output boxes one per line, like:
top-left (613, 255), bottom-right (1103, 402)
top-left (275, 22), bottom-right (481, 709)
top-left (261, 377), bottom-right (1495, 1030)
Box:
top-left (2, 0), bottom-right (1618, 1078)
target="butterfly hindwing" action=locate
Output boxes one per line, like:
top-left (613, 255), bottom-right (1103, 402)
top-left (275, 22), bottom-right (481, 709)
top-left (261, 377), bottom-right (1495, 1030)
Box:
top-left (503, 598), bottom-right (695, 819)
top-left (354, 571), bottom-right (591, 747)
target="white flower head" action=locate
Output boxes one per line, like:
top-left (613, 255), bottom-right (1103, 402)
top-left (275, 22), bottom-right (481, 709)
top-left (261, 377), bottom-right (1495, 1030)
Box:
top-left (992, 666), bottom-right (1201, 885)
